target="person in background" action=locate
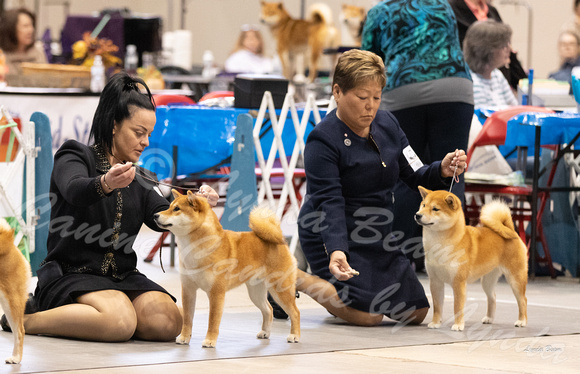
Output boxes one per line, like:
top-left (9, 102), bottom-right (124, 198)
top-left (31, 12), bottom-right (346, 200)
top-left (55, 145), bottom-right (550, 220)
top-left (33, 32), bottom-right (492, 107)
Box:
top-left (361, 0), bottom-right (473, 272)
top-left (549, 30), bottom-right (580, 84)
top-left (0, 72), bottom-right (219, 342)
top-left (224, 25), bottom-right (275, 74)
top-left (448, 0), bottom-right (527, 92)
top-left (296, 49), bottom-right (467, 326)
top-left (0, 7), bottom-right (47, 75)
top-left (463, 20), bottom-right (518, 110)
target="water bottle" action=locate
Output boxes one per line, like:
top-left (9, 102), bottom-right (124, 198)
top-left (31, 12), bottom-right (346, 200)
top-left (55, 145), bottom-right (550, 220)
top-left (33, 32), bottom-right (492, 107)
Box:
top-left (90, 55), bottom-right (106, 93)
top-left (202, 50), bottom-right (215, 78)
top-left (125, 44), bottom-right (138, 74)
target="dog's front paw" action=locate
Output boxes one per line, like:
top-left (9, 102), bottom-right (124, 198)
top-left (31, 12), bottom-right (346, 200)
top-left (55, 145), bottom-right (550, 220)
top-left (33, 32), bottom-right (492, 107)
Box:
top-left (176, 335), bottom-right (191, 345)
top-left (427, 321), bottom-right (441, 329)
top-left (515, 319), bottom-right (527, 327)
top-left (451, 323), bottom-right (464, 331)
top-left (287, 334), bottom-right (299, 343)
top-left (5, 356), bottom-right (21, 364)
top-left (202, 339), bottom-right (216, 348)
top-left (256, 330), bottom-right (270, 339)
top-left (482, 316), bottom-right (493, 324)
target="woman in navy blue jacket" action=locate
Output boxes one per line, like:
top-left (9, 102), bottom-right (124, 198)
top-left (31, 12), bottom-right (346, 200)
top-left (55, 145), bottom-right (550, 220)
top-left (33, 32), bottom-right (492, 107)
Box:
top-left (296, 50), bottom-right (467, 326)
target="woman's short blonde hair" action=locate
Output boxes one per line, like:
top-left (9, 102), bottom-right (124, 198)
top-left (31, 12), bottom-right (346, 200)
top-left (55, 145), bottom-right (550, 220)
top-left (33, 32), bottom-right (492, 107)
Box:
top-left (333, 49), bottom-right (386, 92)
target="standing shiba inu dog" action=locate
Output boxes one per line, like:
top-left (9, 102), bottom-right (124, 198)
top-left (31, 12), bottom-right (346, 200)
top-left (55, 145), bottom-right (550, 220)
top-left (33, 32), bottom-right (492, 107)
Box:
top-left (154, 190), bottom-right (300, 347)
top-left (260, 1), bottom-right (339, 82)
top-left (415, 187), bottom-right (528, 331)
top-left (0, 219), bottom-right (31, 364)
top-left (340, 4), bottom-right (366, 47)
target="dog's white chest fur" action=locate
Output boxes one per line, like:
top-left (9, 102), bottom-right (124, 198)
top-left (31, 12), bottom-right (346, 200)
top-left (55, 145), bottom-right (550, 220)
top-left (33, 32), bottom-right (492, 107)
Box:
top-left (424, 244), bottom-right (461, 284)
top-left (175, 237), bottom-right (216, 292)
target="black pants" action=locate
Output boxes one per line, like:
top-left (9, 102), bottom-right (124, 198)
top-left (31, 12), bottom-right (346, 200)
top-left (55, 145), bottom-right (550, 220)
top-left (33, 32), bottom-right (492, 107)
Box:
top-left (391, 101), bottom-right (474, 270)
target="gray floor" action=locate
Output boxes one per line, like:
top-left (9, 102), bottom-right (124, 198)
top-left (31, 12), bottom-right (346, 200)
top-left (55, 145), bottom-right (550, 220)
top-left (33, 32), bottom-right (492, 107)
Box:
top-left (1, 226), bottom-right (580, 374)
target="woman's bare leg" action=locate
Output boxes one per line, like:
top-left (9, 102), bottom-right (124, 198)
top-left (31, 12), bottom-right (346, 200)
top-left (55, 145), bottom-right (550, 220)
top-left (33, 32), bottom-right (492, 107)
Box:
top-left (296, 270), bottom-right (384, 326)
top-left (130, 291), bottom-right (182, 341)
top-left (23, 290), bottom-right (137, 342)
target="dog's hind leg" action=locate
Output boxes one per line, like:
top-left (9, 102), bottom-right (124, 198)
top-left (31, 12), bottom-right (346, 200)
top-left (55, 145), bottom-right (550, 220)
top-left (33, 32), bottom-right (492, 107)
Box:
top-left (481, 268), bottom-right (502, 324)
top-left (504, 267), bottom-right (528, 327)
top-left (1, 297), bottom-right (25, 364)
top-left (269, 274), bottom-right (300, 343)
top-left (246, 281), bottom-right (272, 339)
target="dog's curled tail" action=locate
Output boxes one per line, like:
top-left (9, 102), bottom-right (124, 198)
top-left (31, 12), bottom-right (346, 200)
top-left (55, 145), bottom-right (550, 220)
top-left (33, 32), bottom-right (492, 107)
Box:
top-left (249, 206), bottom-right (287, 245)
top-left (308, 3), bottom-right (334, 25)
top-left (479, 200), bottom-right (519, 240)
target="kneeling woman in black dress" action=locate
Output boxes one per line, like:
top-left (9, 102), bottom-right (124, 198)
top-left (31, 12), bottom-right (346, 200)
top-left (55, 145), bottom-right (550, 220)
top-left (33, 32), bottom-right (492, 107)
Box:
top-left (14, 72), bottom-right (218, 341)
top-left (297, 50), bottom-right (467, 326)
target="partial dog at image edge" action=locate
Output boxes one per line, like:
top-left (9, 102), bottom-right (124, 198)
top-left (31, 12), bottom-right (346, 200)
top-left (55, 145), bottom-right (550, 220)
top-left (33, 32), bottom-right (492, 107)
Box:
top-left (0, 219), bottom-right (31, 364)
top-left (414, 186), bottom-right (528, 331)
top-left (260, 1), bottom-right (339, 82)
top-left (339, 4), bottom-right (366, 47)
top-left (154, 190), bottom-right (300, 348)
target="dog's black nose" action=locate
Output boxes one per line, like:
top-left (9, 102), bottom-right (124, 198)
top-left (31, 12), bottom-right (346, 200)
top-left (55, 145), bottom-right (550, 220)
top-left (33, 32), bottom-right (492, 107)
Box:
top-left (153, 213), bottom-right (159, 220)
top-left (414, 214), bottom-right (422, 221)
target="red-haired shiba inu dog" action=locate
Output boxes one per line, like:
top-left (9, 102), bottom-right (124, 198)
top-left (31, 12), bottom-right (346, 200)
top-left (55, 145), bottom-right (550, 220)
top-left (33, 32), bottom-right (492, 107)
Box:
top-left (340, 4), bottom-right (366, 47)
top-left (0, 219), bottom-right (31, 364)
top-left (154, 190), bottom-right (300, 347)
top-left (260, 1), bottom-right (339, 82)
top-left (415, 187), bottom-right (528, 331)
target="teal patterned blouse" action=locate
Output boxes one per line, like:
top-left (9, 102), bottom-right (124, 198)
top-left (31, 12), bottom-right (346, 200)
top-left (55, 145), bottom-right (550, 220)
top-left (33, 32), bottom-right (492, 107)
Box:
top-left (362, 0), bottom-right (471, 92)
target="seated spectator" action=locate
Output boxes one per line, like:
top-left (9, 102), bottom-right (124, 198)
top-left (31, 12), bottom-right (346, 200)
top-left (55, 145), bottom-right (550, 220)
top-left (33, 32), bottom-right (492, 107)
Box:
top-left (549, 30), bottom-right (580, 84)
top-left (224, 25), bottom-right (275, 74)
top-left (0, 7), bottom-right (47, 75)
top-left (463, 20), bottom-right (518, 110)
top-left (448, 0), bottom-right (527, 92)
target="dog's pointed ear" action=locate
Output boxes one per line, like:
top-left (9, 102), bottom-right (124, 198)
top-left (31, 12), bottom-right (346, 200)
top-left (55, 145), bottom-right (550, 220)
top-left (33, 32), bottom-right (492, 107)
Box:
top-left (445, 194), bottom-right (458, 210)
top-left (171, 189), bottom-right (181, 199)
top-left (418, 186), bottom-right (431, 200)
top-left (186, 190), bottom-right (201, 209)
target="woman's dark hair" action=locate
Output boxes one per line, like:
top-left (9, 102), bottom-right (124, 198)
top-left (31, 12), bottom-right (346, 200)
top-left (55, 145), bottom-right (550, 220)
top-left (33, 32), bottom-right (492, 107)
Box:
top-left (0, 8), bottom-right (37, 52)
top-left (89, 72), bottom-right (156, 154)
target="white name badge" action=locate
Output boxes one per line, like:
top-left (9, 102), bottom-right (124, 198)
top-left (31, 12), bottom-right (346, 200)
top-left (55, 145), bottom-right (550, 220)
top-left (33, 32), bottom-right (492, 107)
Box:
top-left (403, 145), bottom-right (423, 172)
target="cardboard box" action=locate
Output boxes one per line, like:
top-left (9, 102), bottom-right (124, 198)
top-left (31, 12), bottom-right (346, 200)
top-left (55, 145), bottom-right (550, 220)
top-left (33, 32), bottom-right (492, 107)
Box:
top-left (234, 74), bottom-right (288, 109)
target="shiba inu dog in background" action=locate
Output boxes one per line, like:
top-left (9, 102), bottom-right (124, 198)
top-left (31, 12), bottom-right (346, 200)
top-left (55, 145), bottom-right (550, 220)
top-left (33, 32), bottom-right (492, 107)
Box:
top-left (340, 4), bottom-right (366, 47)
top-left (415, 187), bottom-right (528, 331)
top-left (155, 190), bottom-right (300, 348)
top-left (260, 1), bottom-right (339, 82)
top-left (0, 218), bottom-right (31, 364)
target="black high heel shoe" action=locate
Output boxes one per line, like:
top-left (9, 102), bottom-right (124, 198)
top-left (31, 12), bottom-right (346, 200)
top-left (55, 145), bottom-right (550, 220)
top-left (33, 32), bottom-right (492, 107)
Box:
top-left (1, 293), bottom-right (38, 333)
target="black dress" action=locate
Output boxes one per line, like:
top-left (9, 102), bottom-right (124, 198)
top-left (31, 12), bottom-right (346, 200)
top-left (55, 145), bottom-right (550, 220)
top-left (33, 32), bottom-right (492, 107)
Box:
top-left (298, 110), bottom-right (451, 317)
top-left (35, 140), bottom-right (172, 310)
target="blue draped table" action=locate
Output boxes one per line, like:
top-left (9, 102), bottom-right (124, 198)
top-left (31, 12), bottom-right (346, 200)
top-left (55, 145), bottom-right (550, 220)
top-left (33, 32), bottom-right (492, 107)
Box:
top-left (144, 105), bottom-right (324, 180)
top-left (502, 112), bottom-right (580, 277)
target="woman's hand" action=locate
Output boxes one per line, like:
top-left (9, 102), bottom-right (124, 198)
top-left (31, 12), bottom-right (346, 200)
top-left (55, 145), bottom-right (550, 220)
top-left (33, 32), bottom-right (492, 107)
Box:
top-left (329, 251), bottom-right (358, 281)
top-left (440, 149), bottom-right (467, 178)
top-left (102, 162), bottom-right (135, 192)
top-left (196, 185), bottom-right (219, 207)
